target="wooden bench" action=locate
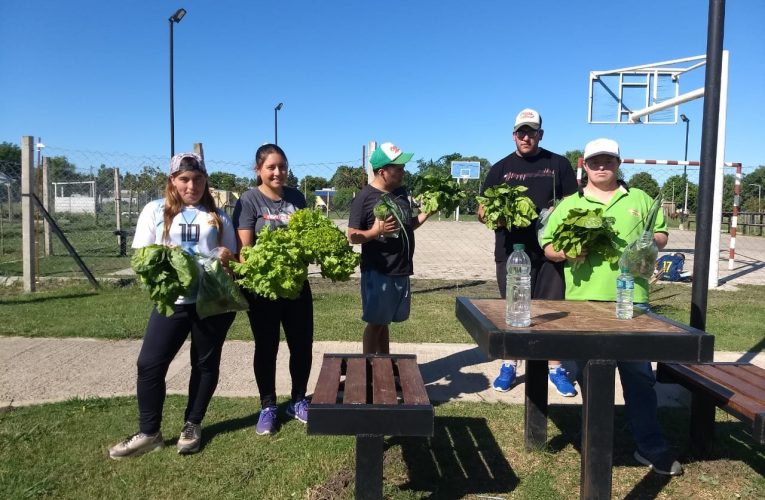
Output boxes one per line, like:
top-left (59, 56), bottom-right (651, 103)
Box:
top-left (657, 362), bottom-right (765, 453)
top-left (307, 353), bottom-right (433, 500)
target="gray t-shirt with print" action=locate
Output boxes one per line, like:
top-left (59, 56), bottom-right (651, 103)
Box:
top-left (233, 186), bottom-right (306, 243)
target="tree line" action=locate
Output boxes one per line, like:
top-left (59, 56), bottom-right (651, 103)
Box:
top-left (2, 141), bottom-right (764, 214)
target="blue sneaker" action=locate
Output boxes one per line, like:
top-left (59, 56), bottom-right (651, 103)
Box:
top-left (256, 406), bottom-right (278, 435)
top-left (286, 398), bottom-right (309, 424)
top-left (492, 364), bottom-right (516, 392)
top-left (548, 366), bottom-right (577, 397)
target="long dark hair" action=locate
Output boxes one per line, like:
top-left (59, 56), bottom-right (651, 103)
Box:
top-left (254, 143), bottom-right (288, 186)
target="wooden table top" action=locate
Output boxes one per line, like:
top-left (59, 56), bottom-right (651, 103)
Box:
top-left (456, 298), bottom-right (715, 362)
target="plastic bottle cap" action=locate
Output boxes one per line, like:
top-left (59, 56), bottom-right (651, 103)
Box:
top-left (512, 244), bottom-right (525, 251)
top-left (620, 267), bottom-right (629, 273)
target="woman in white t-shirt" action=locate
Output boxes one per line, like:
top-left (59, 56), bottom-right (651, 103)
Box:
top-left (108, 152), bottom-right (237, 459)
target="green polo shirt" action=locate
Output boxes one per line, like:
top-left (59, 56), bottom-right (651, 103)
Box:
top-left (540, 186), bottom-right (667, 303)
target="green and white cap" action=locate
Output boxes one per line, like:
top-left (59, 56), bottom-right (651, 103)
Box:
top-left (370, 142), bottom-right (414, 170)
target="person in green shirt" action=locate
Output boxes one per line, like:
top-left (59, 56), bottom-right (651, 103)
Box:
top-left (540, 138), bottom-right (681, 476)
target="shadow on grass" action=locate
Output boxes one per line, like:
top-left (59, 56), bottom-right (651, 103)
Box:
top-left (198, 412), bottom-right (259, 451)
top-left (0, 291), bottom-right (97, 305)
top-left (412, 280), bottom-right (492, 295)
top-left (388, 415), bottom-right (519, 497)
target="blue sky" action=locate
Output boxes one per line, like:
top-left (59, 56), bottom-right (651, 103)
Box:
top-left (1, 0), bottom-right (763, 183)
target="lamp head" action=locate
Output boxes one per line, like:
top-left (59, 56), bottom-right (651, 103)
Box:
top-left (275, 102), bottom-right (284, 111)
top-left (170, 8), bottom-right (186, 23)
top-left (680, 114), bottom-right (689, 123)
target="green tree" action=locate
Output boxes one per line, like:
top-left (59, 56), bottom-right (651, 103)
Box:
top-left (299, 175), bottom-right (329, 207)
top-left (0, 142), bottom-right (21, 177)
top-left (208, 172), bottom-right (238, 191)
top-left (564, 149), bottom-right (583, 170)
top-left (48, 156), bottom-right (80, 182)
top-left (286, 170), bottom-right (299, 188)
top-left (330, 165), bottom-right (366, 190)
top-left (627, 172), bottom-right (660, 198)
top-left (741, 166), bottom-right (765, 213)
top-left (662, 175), bottom-right (698, 213)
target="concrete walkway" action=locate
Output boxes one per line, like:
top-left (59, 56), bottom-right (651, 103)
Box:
top-left (1, 337), bottom-right (763, 409)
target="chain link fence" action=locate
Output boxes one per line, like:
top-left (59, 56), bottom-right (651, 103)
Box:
top-left (1, 141), bottom-right (763, 288)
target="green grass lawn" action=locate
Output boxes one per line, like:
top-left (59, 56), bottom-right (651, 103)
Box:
top-left (1, 396), bottom-right (762, 499)
top-left (0, 278), bottom-right (763, 353)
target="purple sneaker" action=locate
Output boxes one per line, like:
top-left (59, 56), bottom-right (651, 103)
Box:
top-left (256, 406), bottom-right (278, 435)
top-left (286, 398), bottom-right (309, 424)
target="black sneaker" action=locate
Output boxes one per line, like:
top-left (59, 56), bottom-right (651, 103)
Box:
top-left (176, 422), bottom-right (201, 455)
top-left (634, 450), bottom-right (683, 476)
top-left (108, 432), bottom-right (164, 460)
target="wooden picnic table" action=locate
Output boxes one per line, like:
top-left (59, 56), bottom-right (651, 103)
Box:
top-left (455, 298), bottom-right (714, 499)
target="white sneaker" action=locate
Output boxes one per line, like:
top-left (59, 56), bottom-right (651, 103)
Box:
top-left (177, 422), bottom-right (202, 454)
top-left (108, 432), bottom-right (164, 460)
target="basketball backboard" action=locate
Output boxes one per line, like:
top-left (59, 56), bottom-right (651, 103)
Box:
top-left (588, 55), bottom-right (706, 125)
top-left (450, 161), bottom-right (480, 179)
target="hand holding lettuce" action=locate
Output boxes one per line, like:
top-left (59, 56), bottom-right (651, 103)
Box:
top-left (618, 196), bottom-right (663, 279)
top-left (549, 208), bottom-right (620, 270)
top-left (233, 208), bottom-right (360, 300)
top-left (476, 185), bottom-right (538, 231)
top-left (131, 244), bottom-right (198, 317)
top-left (195, 248), bottom-right (249, 319)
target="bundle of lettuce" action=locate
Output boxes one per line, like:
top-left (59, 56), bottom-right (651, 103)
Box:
top-left (195, 252), bottom-right (249, 319)
top-left (372, 192), bottom-right (406, 240)
top-left (233, 208), bottom-right (360, 300)
top-left (476, 185), bottom-right (538, 231)
top-left (618, 195), bottom-right (663, 279)
top-left (550, 208), bottom-right (620, 271)
top-left (131, 244), bottom-right (198, 317)
top-left (410, 173), bottom-right (466, 218)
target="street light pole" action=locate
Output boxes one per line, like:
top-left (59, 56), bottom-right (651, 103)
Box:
top-left (680, 114), bottom-right (690, 229)
top-left (169, 8), bottom-right (187, 158)
top-left (274, 102), bottom-right (283, 145)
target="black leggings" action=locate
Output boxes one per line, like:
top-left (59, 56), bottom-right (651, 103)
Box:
top-left (245, 281), bottom-right (313, 408)
top-left (136, 305), bottom-right (235, 435)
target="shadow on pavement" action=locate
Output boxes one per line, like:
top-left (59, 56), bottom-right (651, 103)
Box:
top-left (418, 346), bottom-right (491, 403)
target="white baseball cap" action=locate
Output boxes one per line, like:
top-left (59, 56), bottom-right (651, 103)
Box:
top-left (513, 108), bottom-right (542, 132)
top-left (584, 138), bottom-right (620, 161)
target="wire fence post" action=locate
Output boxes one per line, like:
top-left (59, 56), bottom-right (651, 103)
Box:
top-left (42, 156), bottom-right (53, 256)
top-left (21, 136), bottom-right (36, 292)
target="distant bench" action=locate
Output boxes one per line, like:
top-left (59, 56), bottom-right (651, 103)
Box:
top-left (308, 353), bottom-right (433, 500)
top-left (657, 361), bottom-right (765, 453)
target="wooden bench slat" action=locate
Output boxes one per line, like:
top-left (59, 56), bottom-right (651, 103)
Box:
top-left (717, 365), bottom-right (765, 396)
top-left (664, 363), bottom-right (765, 421)
top-left (690, 365), bottom-right (765, 409)
top-left (396, 358), bottom-right (430, 405)
top-left (735, 364), bottom-right (765, 389)
top-left (371, 357), bottom-right (397, 405)
top-left (344, 357), bottom-right (368, 404)
top-left (312, 356), bottom-right (343, 404)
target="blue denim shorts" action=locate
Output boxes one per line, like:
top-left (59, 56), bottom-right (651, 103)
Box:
top-left (360, 270), bottom-right (411, 325)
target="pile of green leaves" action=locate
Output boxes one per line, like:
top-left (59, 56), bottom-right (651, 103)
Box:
top-left (234, 228), bottom-right (308, 300)
top-left (372, 193), bottom-right (410, 251)
top-left (476, 185), bottom-right (538, 230)
top-left (550, 208), bottom-right (620, 269)
top-left (288, 208), bottom-right (360, 281)
top-left (131, 244), bottom-right (198, 316)
top-left (196, 257), bottom-right (249, 319)
top-left (233, 209), bottom-right (360, 300)
top-left (411, 174), bottom-right (466, 217)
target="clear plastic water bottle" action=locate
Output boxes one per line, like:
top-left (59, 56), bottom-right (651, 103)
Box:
top-left (506, 243), bottom-right (532, 327)
top-left (616, 267), bottom-right (634, 320)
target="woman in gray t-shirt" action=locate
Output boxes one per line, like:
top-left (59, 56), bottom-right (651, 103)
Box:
top-left (233, 144), bottom-right (312, 436)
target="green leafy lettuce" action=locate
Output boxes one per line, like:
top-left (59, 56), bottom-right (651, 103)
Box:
top-left (131, 244), bottom-right (198, 317)
top-left (476, 185), bottom-right (538, 231)
top-left (410, 173), bottom-right (466, 217)
top-left (233, 209), bottom-right (360, 300)
top-left (551, 208), bottom-right (620, 270)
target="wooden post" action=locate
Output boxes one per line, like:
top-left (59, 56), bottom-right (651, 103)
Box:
top-left (41, 157), bottom-right (52, 256)
top-left (21, 136), bottom-right (36, 292)
top-left (193, 142), bottom-right (204, 159)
